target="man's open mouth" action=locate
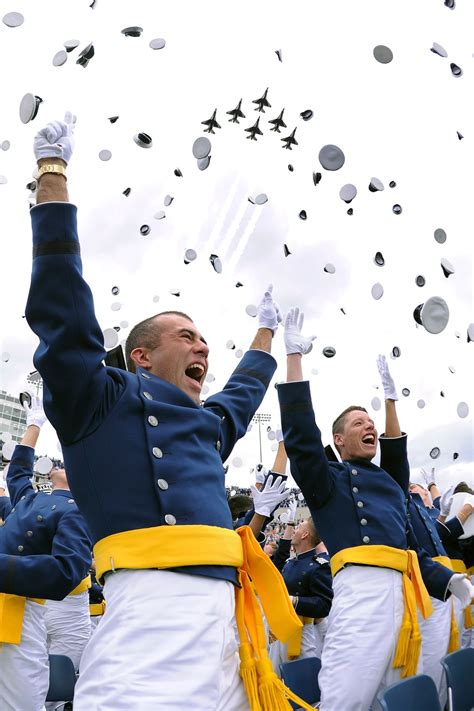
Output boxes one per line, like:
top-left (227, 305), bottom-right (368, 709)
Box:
top-left (362, 434), bottom-right (375, 445)
top-left (184, 363), bottom-right (205, 387)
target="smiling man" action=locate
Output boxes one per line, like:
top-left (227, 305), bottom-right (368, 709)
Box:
top-left (276, 309), bottom-right (472, 711)
top-left (24, 114), bottom-right (283, 710)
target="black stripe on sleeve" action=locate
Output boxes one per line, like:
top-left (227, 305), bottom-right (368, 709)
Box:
top-left (33, 241), bottom-right (81, 257)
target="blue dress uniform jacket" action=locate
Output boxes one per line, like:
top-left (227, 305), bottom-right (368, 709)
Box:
top-left (0, 444), bottom-right (92, 599)
top-left (25, 203), bottom-right (277, 584)
top-left (273, 538), bottom-right (333, 618)
top-left (277, 381), bottom-right (453, 600)
top-left (408, 494), bottom-right (450, 558)
top-left (0, 496), bottom-right (12, 520)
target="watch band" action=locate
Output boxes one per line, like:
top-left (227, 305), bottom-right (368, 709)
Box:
top-left (37, 163), bottom-right (67, 181)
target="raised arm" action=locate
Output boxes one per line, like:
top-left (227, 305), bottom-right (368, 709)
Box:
top-left (204, 285), bottom-right (279, 458)
top-left (0, 509), bottom-right (92, 599)
top-left (6, 396), bottom-right (47, 505)
top-left (249, 284), bottom-right (281, 354)
top-left (25, 114), bottom-right (120, 444)
top-left (278, 308), bottom-right (332, 508)
top-left (376, 355), bottom-right (409, 492)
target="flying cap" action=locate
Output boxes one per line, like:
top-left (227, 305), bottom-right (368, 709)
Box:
top-left (413, 296), bottom-right (449, 334)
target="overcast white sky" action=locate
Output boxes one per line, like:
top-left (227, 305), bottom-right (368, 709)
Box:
top-left (0, 0), bottom-right (472, 489)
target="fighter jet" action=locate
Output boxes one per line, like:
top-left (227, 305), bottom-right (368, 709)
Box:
top-left (227, 99), bottom-right (246, 124)
top-left (252, 88), bottom-right (271, 113)
top-left (245, 117), bottom-right (263, 141)
top-left (201, 109), bottom-right (221, 134)
top-left (268, 109), bottom-right (287, 133)
top-left (281, 127), bottom-right (298, 150)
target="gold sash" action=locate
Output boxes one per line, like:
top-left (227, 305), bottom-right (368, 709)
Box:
top-left (0, 595), bottom-right (45, 644)
top-left (331, 545), bottom-right (432, 677)
top-left (94, 523), bottom-right (315, 711)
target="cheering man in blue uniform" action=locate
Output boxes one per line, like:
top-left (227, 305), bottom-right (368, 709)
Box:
top-left (25, 114), bottom-right (285, 711)
top-left (276, 308), bottom-right (474, 711)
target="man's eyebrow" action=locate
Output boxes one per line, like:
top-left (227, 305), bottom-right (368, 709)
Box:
top-left (179, 328), bottom-right (207, 346)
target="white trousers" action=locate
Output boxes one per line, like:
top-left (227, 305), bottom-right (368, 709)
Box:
top-left (419, 596), bottom-right (451, 708)
top-left (44, 591), bottom-right (91, 670)
top-left (0, 600), bottom-right (49, 711)
top-left (318, 565), bottom-right (409, 711)
top-left (314, 617), bottom-right (328, 659)
top-left (74, 569), bottom-right (249, 711)
top-left (269, 622), bottom-right (318, 676)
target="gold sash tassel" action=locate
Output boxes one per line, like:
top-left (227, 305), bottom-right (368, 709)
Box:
top-left (433, 556), bottom-right (460, 652)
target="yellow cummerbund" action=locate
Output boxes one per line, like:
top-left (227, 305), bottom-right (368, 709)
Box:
top-left (0, 594), bottom-right (45, 645)
top-left (450, 559), bottom-right (467, 574)
top-left (89, 601), bottom-right (106, 616)
top-left (331, 545), bottom-right (432, 678)
top-left (69, 574), bottom-right (92, 596)
top-left (94, 524), bottom-right (315, 711)
top-left (93, 524), bottom-right (244, 580)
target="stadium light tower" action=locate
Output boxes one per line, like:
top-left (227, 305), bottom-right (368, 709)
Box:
top-left (251, 412), bottom-right (271, 463)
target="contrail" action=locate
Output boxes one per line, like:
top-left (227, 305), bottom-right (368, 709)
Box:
top-left (225, 208), bottom-right (262, 272)
top-left (199, 175), bottom-right (242, 254)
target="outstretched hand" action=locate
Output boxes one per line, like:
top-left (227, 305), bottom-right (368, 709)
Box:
top-left (284, 307), bottom-right (316, 355)
top-left (34, 111), bottom-right (76, 164)
top-left (376, 354), bottom-right (398, 401)
top-left (257, 284), bottom-right (282, 334)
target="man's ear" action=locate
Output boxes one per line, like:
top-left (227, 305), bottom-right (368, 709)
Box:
top-left (333, 433), bottom-right (343, 449)
top-left (129, 347), bottom-right (152, 370)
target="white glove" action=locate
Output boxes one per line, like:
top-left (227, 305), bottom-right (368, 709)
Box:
top-left (34, 111), bottom-right (76, 164)
top-left (24, 395), bottom-right (47, 429)
top-left (284, 307), bottom-right (316, 355)
top-left (447, 574), bottom-right (474, 609)
top-left (251, 475), bottom-right (289, 517)
top-left (420, 468), bottom-right (436, 488)
top-left (440, 485), bottom-right (455, 517)
top-left (276, 428), bottom-right (284, 443)
top-left (255, 464), bottom-right (267, 485)
top-left (376, 354), bottom-right (398, 401)
top-left (287, 497), bottom-right (297, 524)
top-left (257, 284), bottom-right (282, 334)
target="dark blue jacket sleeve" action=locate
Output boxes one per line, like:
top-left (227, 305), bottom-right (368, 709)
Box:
top-left (273, 537), bottom-right (291, 572)
top-left (204, 350), bottom-right (277, 462)
top-left (0, 497), bottom-right (12, 520)
top-left (406, 520), bottom-right (453, 601)
top-left (379, 435), bottom-right (410, 494)
top-left (0, 509), bottom-right (92, 600)
top-left (6, 444), bottom-right (35, 506)
top-left (277, 381), bottom-right (334, 508)
top-left (25, 203), bottom-right (123, 444)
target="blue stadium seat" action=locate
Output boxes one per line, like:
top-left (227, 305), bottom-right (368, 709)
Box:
top-left (377, 674), bottom-right (441, 711)
top-left (280, 656), bottom-right (321, 710)
top-left (46, 654), bottom-right (76, 704)
top-left (441, 647), bottom-right (474, 711)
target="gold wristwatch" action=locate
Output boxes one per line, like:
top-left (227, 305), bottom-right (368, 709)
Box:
top-left (36, 163), bottom-right (67, 180)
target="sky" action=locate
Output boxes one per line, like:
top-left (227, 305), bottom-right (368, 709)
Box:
top-left (0, 0), bottom-right (472, 490)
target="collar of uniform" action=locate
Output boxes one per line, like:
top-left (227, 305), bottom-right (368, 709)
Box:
top-left (295, 547), bottom-right (316, 560)
top-left (136, 367), bottom-right (202, 409)
top-left (411, 493), bottom-right (434, 511)
top-left (51, 489), bottom-right (72, 498)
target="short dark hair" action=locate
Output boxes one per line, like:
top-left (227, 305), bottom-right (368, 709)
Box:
top-left (125, 311), bottom-right (193, 372)
top-left (454, 481), bottom-right (474, 495)
top-left (332, 406), bottom-right (368, 436)
top-left (332, 405), bottom-right (368, 454)
top-left (306, 517), bottom-right (321, 547)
